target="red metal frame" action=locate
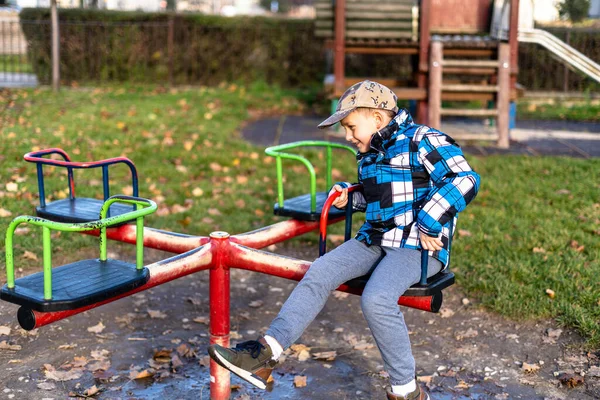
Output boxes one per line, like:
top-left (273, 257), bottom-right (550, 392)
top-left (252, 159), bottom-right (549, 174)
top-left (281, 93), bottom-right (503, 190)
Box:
top-left (8, 193), bottom-right (447, 399)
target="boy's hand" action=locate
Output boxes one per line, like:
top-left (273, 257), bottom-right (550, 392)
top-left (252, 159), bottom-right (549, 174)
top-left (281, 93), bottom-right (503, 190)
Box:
top-left (330, 185), bottom-right (348, 208)
top-left (420, 233), bottom-right (443, 251)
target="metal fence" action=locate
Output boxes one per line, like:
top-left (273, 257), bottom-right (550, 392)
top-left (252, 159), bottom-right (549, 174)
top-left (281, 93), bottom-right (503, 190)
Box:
top-left (1, 18), bottom-right (599, 92)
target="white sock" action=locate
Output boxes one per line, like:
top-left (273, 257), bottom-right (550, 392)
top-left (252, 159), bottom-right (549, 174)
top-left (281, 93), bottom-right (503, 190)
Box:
top-left (392, 379), bottom-right (417, 397)
top-left (263, 335), bottom-right (283, 361)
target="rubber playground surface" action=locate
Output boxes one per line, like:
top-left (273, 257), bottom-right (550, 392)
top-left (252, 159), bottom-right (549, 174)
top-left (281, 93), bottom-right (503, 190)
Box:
top-left (0, 116), bottom-right (598, 400)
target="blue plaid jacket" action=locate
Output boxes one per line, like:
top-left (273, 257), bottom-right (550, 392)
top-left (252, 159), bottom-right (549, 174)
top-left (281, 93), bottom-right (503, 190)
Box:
top-left (339, 110), bottom-right (480, 267)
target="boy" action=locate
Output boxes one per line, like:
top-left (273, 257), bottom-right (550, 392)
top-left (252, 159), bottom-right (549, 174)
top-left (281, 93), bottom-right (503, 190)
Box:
top-left (209, 80), bottom-right (480, 399)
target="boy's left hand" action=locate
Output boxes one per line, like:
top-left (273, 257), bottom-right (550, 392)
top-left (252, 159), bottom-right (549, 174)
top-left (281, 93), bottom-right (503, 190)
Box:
top-left (420, 233), bottom-right (443, 251)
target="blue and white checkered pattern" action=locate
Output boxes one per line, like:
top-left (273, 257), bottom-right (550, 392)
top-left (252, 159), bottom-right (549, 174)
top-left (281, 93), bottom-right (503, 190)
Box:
top-left (340, 110), bottom-right (480, 268)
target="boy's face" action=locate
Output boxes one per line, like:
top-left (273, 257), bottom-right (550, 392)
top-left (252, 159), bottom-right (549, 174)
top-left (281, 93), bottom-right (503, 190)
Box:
top-left (340, 110), bottom-right (385, 153)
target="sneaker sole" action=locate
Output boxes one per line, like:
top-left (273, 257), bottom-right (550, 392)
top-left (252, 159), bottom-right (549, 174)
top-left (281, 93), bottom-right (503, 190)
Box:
top-left (208, 346), bottom-right (267, 390)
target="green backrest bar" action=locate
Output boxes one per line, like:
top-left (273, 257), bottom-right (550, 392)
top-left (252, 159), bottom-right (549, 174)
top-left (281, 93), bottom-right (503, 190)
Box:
top-left (265, 141), bottom-right (356, 213)
top-left (4, 196), bottom-right (157, 299)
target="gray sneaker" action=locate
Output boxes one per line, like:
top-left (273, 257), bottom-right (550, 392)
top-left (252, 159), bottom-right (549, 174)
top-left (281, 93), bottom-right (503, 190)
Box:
top-left (208, 337), bottom-right (278, 389)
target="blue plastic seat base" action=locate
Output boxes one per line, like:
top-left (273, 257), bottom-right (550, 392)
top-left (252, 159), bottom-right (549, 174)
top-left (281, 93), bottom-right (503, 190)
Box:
top-left (274, 192), bottom-right (351, 221)
top-left (36, 198), bottom-right (135, 224)
top-left (0, 259), bottom-right (149, 312)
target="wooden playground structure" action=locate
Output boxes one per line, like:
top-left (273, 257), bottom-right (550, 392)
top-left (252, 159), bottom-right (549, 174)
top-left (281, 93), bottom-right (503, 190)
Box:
top-left (316, 0), bottom-right (521, 148)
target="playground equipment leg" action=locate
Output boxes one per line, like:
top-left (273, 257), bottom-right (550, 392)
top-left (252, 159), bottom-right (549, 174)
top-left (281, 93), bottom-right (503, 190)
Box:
top-left (209, 232), bottom-right (231, 400)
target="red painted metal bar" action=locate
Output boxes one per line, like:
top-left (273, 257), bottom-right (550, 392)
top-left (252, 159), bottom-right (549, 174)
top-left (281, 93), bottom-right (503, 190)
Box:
top-left (83, 224), bottom-right (211, 254)
top-left (228, 242), bottom-right (439, 312)
top-left (208, 232), bottom-right (231, 400)
top-left (230, 216), bottom-right (344, 249)
top-left (319, 184), bottom-right (363, 255)
top-left (16, 244), bottom-right (213, 331)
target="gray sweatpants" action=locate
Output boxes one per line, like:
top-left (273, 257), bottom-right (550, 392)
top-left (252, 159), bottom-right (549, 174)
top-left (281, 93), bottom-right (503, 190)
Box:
top-left (265, 239), bottom-right (442, 385)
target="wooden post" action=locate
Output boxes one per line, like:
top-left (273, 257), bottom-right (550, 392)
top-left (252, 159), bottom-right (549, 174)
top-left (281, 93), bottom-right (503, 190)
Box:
top-left (417, 0), bottom-right (431, 124)
top-left (508, 0), bottom-right (519, 93)
top-left (497, 43), bottom-right (510, 149)
top-left (428, 41), bottom-right (442, 130)
top-left (563, 30), bottom-right (570, 92)
top-left (333, 0), bottom-right (346, 95)
top-left (168, 15), bottom-right (174, 87)
top-left (51, 0), bottom-right (60, 92)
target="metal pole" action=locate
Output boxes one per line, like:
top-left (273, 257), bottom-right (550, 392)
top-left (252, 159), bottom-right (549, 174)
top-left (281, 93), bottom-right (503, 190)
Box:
top-left (428, 41), bottom-right (442, 129)
top-left (209, 231), bottom-right (231, 400)
top-left (497, 43), bottom-right (511, 149)
top-left (51, 0), bottom-right (60, 92)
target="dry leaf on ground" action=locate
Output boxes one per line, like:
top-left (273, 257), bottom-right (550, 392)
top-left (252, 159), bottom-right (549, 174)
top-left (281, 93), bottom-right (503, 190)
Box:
top-left (87, 322), bottom-right (105, 334)
top-left (293, 375), bottom-right (307, 388)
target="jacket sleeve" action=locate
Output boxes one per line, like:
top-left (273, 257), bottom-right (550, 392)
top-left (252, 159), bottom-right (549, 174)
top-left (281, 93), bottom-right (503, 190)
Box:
top-left (330, 182), bottom-right (367, 212)
top-left (415, 131), bottom-right (480, 236)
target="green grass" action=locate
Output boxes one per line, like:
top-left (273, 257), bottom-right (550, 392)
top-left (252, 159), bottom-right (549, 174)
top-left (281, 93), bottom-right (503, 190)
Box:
top-left (1, 84), bottom-right (599, 348)
top-left (0, 54), bottom-right (33, 73)
top-left (517, 98), bottom-right (600, 122)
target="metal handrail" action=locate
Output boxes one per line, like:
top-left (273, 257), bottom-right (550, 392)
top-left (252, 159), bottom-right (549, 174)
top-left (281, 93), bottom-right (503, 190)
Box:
top-left (518, 28), bottom-right (600, 84)
top-left (24, 148), bottom-right (139, 208)
top-left (264, 141), bottom-right (356, 213)
top-left (4, 196), bottom-right (157, 300)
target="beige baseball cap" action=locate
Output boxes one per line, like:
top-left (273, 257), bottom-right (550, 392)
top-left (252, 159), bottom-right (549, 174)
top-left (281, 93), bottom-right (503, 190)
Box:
top-left (318, 80), bottom-right (399, 129)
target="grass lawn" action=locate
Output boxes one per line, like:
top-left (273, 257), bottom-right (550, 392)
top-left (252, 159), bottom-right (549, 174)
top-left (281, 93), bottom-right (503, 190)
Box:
top-left (1, 84), bottom-right (599, 348)
top-left (517, 98), bottom-right (600, 122)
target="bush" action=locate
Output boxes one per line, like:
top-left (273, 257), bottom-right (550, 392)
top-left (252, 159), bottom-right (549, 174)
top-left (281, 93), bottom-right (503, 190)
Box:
top-left (557, 0), bottom-right (591, 23)
top-left (19, 8), bottom-right (325, 87)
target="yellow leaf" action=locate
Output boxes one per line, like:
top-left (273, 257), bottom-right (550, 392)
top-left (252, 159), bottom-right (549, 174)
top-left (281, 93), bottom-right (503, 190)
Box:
top-left (0, 208), bottom-right (12, 218)
top-left (5, 182), bottom-right (18, 192)
top-left (294, 375), bottom-right (307, 387)
top-left (23, 251), bottom-right (38, 261)
top-left (545, 288), bottom-right (555, 299)
top-left (192, 188), bottom-right (204, 197)
top-left (232, 158), bottom-right (240, 166)
top-left (184, 141), bottom-right (194, 151)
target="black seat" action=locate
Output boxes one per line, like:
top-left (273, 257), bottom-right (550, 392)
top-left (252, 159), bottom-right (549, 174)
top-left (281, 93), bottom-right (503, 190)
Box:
top-left (343, 270), bottom-right (455, 297)
top-left (36, 198), bottom-right (135, 224)
top-left (274, 192), bottom-right (350, 221)
top-left (0, 259), bottom-right (149, 312)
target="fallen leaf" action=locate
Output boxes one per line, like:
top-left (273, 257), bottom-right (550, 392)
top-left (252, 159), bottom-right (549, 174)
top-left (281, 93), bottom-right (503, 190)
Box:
top-left (254, 209), bottom-right (265, 217)
top-left (0, 208), bottom-right (12, 217)
top-left (521, 362), bottom-right (540, 374)
top-left (184, 141), bottom-right (194, 151)
top-left (192, 187), bottom-right (204, 197)
top-left (131, 369), bottom-right (154, 380)
top-left (312, 351), bottom-right (337, 361)
top-left (455, 328), bottom-right (478, 341)
top-left (84, 385), bottom-right (100, 396)
top-left (439, 307), bottom-right (455, 318)
top-left (454, 380), bottom-right (472, 389)
top-left (154, 349), bottom-right (172, 363)
top-left (0, 326), bottom-right (11, 336)
top-left (557, 372), bottom-right (584, 387)
top-left (293, 375), bottom-right (307, 387)
top-left (171, 354), bottom-right (184, 369)
top-left (87, 360), bottom-right (110, 372)
top-left (209, 162), bottom-right (222, 172)
top-left (545, 288), bottom-right (555, 299)
top-left (198, 355), bottom-right (210, 367)
top-left (532, 247), bottom-right (546, 253)
top-left (542, 328), bottom-right (562, 344)
top-left (0, 341), bottom-right (22, 351)
top-left (235, 199), bottom-right (246, 208)
top-left (208, 208), bottom-right (222, 216)
top-left (458, 229), bottom-right (472, 237)
top-left (236, 175), bottom-right (248, 184)
top-left (177, 343), bottom-right (196, 358)
top-left (6, 182), bottom-right (18, 192)
top-left (148, 309), bottom-right (168, 319)
top-left (569, 240), bottom-right (585, 252)
top-left (23, 250), bottom-right (38, 261)
top-left (87, 322), bottom-right (106, 334)
top-left (57, 343), bottom-right (77, 350)
top-left (44, 364), bottom-right (83, 381)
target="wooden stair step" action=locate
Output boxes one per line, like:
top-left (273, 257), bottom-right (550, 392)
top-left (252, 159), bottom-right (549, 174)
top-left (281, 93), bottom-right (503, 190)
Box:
top-left (442, 60), bottom-right (499, 68)
top-left (441, 108), bottom-right (498, 117)
top-left (442, 84), bottom-right (499, 92)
